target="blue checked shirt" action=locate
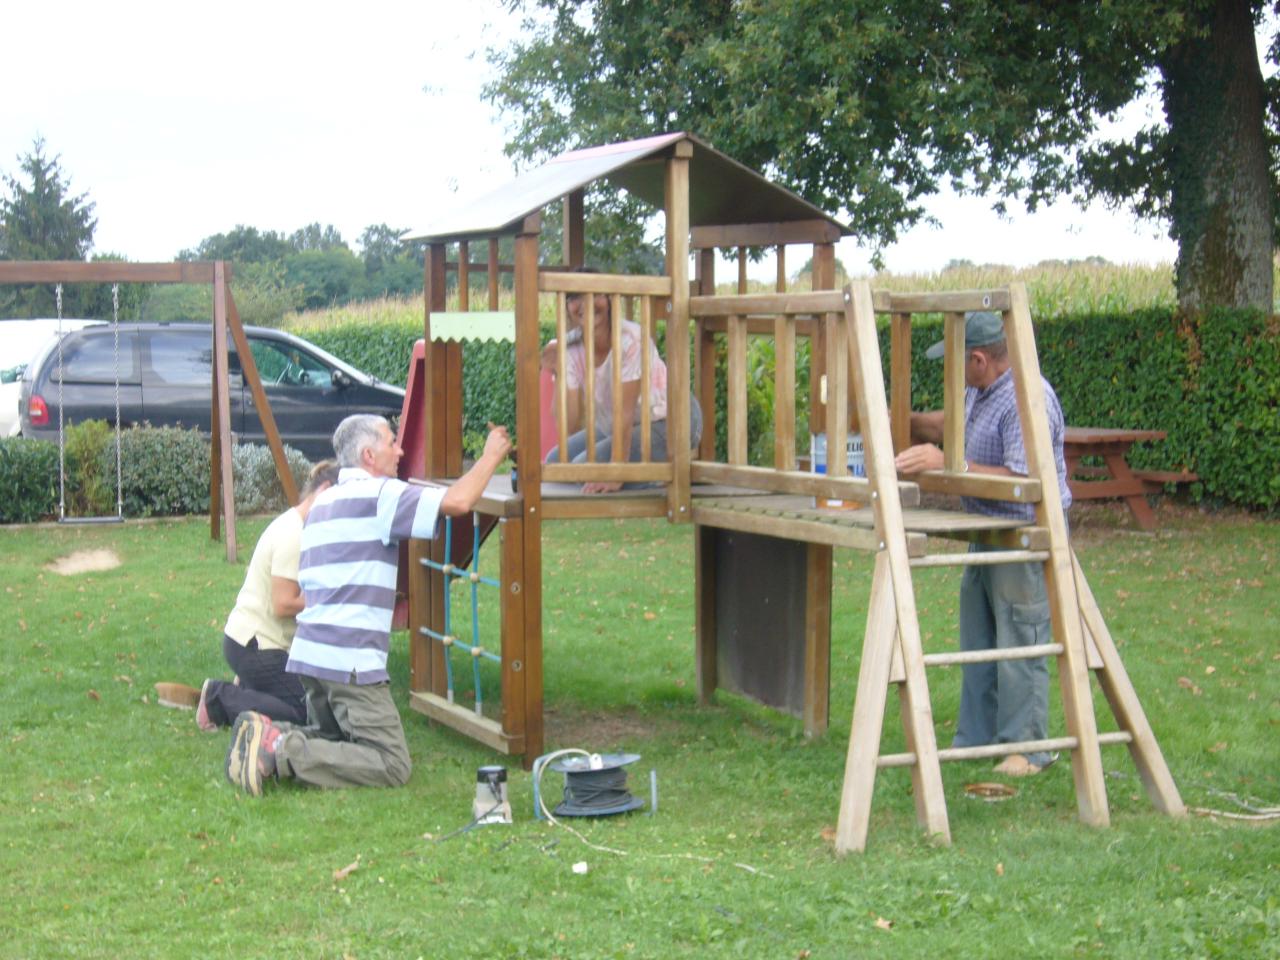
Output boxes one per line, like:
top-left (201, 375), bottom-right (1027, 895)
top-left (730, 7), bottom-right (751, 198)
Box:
top-left (962, 369), bottom-right (1072, 521)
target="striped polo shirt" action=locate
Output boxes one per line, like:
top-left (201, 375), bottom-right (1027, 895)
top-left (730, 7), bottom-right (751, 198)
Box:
top-left (962, 368), bottom-right (1072, 522)
top-left (287, 467), bottom-right (445, 684)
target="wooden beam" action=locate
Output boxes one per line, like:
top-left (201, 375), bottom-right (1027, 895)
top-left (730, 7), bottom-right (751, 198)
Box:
top-left (539, 271), bottom-right (671, 296)
top-left (871, 288), bottom-right (1011, 314)
top-left (698, 315), bottom-right (820, 337)
top-left (224, 286), bottom-right (298, 505)
top-left (691, 290), bottom-right (845, 318)
top-left (0, 261), bottom-right (226, 284)
top-left (942, 312), bottom-right (967, 472)
top-left (690, 219), bottom-right (844, 249)
top-left (690, 461), bottom-right (920, 505)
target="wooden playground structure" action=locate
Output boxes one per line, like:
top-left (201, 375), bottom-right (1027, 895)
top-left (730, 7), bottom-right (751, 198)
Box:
top-left (400, 132), bottom-right (1184, 851)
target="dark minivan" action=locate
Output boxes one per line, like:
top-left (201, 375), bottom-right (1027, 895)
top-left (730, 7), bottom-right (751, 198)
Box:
top-left (19, 323), bottom-right (405, 461)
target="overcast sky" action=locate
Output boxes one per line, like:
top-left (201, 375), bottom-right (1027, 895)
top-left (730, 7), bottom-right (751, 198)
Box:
top-left (2, 0), bottom-right (1176, 281)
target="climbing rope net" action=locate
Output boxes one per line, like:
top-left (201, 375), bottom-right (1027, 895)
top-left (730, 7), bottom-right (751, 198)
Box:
top-left (417, 513), bottom-right (501, 715)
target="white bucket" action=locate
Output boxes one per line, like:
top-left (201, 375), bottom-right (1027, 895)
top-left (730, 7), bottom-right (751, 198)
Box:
top-left (811, 432), bottom-right (865, 508)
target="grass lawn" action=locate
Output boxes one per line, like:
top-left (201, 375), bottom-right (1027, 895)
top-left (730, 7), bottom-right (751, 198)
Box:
top-left (0, 502), bottom-right (1276, 958)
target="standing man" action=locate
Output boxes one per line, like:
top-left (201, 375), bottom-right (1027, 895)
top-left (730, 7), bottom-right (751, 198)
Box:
top-left (225, 414), bottom-right (511, 795)
top-left (894, 311), bottom-right (1072, 777)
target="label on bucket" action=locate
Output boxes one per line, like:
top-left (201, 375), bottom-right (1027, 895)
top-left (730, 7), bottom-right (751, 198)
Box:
top-left (811, 433), bottom-right (865, 508)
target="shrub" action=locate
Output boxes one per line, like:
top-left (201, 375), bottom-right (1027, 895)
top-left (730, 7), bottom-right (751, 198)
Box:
top-left (231, 442), bottom-right (312, 515)
top-left (0, 437), bottom-right (58, 523)
top-left (106, 425), bottom-right (212, 518)
top-left (64, 419), bottom-right (117, 517)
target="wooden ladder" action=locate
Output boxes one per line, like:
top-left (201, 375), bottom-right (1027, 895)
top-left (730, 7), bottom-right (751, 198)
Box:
top-left (833, 281), bottom-right (1184, 853)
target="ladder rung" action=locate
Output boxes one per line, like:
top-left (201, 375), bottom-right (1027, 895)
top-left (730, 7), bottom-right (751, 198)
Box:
top-left (910, 550), bottom-right (1050, 568)
top-left (923, 643), bottom-right (1064, 667)
top-left (878, 730), bottom-right (1135, 767)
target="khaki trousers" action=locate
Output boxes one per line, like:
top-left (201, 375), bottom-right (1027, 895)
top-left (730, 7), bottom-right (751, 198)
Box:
top-left (274, 676), bottom-right (411, 788)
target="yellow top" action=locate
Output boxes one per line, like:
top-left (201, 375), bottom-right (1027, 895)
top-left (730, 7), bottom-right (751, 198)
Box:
top-left (223, 507), bottom-right (303, 652)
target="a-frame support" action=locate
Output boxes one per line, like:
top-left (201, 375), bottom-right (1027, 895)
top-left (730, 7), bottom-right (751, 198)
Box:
top-left (835, 280), bottom-right (1183, 852)
top-left (0, 260), bottom-right (296, 563)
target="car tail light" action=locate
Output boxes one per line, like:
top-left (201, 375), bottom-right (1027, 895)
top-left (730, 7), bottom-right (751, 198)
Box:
top-left (28, 395), bottom-right (49, 427)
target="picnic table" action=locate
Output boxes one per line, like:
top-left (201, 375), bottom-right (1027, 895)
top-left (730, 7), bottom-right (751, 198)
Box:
top-left (1063, 426), bottom-right (1195, 530)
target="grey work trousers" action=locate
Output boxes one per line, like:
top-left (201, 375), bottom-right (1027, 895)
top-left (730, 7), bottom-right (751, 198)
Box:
top-left (273, 676), bottom-right (411, 788)
top-left (951, 544), bottom-right (1053, 767)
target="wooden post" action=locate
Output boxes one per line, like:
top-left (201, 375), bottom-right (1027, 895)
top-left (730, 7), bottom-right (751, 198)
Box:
top-left (809, 243), bottom-right (835, 435)
top-left (942, 311), bottom-right (966, 472)
top-left (774, 313), bottom-right (796, 470)
top-left (890, 312), bottom-right (912, 453)
top-left (694, 524), bottom-right (718, 704)
top-left (422, 244), bottom-right (448, 696)
top-left (803, 542), bottom-right (832, 735)
top-left (727, 315), bottom-right (747, 465)
top-left (695, 248), bottom-right (718, 461)
top-left (665, 141), bottom-right (693, 522)
top-left (1003, 284), bottom-right (1109, 827)
top-left (488, 237), bottom-right (500, 309)
top-left (210, 263), bottom-right (237, 563)
top-left (499, 515), bottom-right (532, 760)
top-left (563, 188), bottom-right (585, 268)
top-left (513, 215), bottom-right (544, 767)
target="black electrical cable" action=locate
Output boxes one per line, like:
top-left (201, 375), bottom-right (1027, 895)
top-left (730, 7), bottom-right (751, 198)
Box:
top-left (561, 767), bottom-right (635, 811)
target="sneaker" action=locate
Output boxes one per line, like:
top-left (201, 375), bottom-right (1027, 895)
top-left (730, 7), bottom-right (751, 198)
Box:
top-left (196, 679), bottom-right (217, 732)
top-left (225, 712), bottom-right (282, 796)
top-left (993, 754), bottom-right (1043, 777)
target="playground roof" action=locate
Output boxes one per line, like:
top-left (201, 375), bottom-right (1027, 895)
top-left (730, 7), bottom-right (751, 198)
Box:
top-left (403, 132), bottom-right (851, 245)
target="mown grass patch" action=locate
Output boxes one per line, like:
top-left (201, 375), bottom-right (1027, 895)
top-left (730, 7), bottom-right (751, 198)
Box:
top-left (0, 507), bottom-right (1276, 958)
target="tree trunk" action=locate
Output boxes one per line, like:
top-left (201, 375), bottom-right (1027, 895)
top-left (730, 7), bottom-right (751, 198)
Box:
top-left (1161, 0), bottom-right (1273, 311)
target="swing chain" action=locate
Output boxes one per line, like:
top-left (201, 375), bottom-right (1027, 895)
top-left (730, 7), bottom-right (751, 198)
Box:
top-left (55, 283), bottom-right (66, 521)
top-left (112, 283), bottom-right (124, 516)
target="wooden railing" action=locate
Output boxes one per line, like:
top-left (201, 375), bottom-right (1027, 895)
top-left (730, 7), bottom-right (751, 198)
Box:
top-left (537, 271), bottom-right (675, 486)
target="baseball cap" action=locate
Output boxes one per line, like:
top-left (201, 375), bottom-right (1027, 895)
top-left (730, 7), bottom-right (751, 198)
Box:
top-left (924, 311), bottom-right (1005, 360)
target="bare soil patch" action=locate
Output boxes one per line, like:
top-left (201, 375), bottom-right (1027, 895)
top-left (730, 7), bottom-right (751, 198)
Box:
top-left (44, 548), bottom-right (122, 576)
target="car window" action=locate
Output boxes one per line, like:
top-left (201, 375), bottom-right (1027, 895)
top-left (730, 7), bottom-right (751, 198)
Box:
top-left (52, 332), bottom-right (139, 382)
top-left (147, 330), bottom-right (214, 385)
top-left (248, 338), bottom-right (332, 389)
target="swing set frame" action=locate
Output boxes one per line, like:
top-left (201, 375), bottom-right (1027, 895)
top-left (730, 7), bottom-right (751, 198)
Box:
top-left (0, 260), bottom-right (296, 562)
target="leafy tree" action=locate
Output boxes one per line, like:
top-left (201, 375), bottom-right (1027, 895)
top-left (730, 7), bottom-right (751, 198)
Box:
top-left (178, 225), bottom-right (292, 264)
top-left (487, 0), bottom-right (1276, 310)
top-left (288, 223), bottom-right (348, 253)
top-left (283, 247), bottom-right (364, 309)
top-left (0, 138), bottom-right (98, 315)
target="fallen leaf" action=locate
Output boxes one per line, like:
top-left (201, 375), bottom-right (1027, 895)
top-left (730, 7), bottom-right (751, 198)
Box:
top-left (874, 917), bottom-right (893, 932)
top-left (114, 674), bottom-right (133, 685)
top-left (643, 611), bottom-right (656, 621)
top-left (1204, 665), bottom-right (1216, 675)
top-left (87, 689), bottom-right (101, 701)
top-left (333, 858), bottom-right (360, 882)
top-left (1207, 741), bottom-right (1227, 753)
top-left (996, 862), bottom-right (1005, 876)
top-left (819, 825), bottom-right (837, 844)
top-left (1176, 677), bottom-right (1202, 696)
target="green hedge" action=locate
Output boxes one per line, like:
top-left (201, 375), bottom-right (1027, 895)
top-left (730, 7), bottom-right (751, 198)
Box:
top-left (0, 427), bottom-right (315, 522)
top-left (298, 309), bottom-right (1279, 512)
top-left (899, 308), bottom-right (1278, 510)
top-left (305, 320), bottom-right (516, 456)
top-left (0, 438), bottom-right (59, 523)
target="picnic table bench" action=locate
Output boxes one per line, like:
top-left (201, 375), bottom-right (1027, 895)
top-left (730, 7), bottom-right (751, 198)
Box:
top-left (1063, 426), bottom-right (1197, 530)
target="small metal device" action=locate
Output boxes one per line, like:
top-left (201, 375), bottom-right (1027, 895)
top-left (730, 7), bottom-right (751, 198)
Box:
top-left (473, 765), bottom-right (513, 825)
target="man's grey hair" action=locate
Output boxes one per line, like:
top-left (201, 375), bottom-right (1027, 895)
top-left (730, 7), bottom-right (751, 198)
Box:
top-left (332, 414), bottom-right (388, 468)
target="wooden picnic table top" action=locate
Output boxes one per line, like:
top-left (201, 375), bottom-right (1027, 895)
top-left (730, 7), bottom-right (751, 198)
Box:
top-left (1064, 426), bottom-right (1167, 446)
